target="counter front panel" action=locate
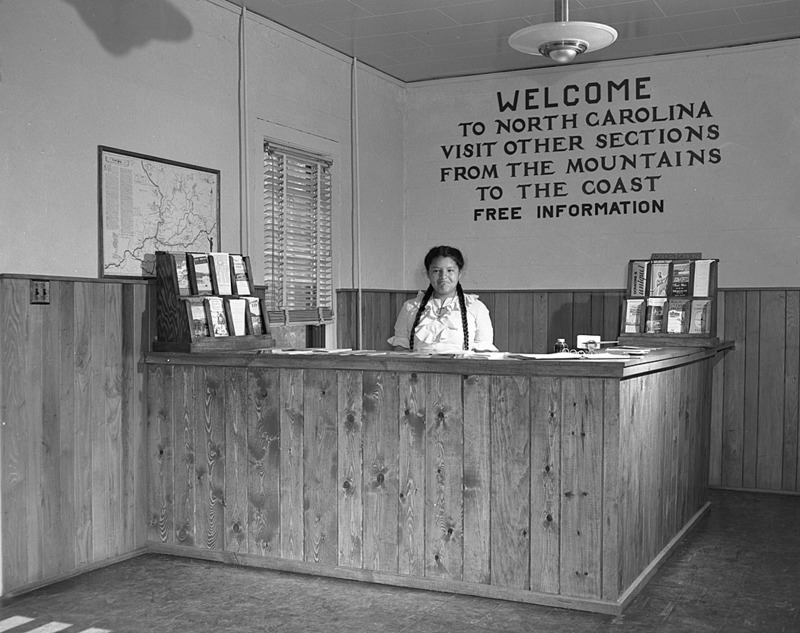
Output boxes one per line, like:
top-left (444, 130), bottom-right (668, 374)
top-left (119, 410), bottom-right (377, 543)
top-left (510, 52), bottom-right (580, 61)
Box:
top-left (146, 349), bottom-right (713, 613)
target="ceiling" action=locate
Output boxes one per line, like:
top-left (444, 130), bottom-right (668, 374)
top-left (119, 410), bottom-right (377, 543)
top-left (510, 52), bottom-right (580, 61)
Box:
top-left (242, 0), bottom-right (800, 83)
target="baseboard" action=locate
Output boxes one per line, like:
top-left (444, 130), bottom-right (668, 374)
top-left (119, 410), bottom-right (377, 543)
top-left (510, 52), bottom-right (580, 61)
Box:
top-left (146, 542), bottom-right (625, 615)
top-left (615, 501), bottom-right (711, 611)
top-left (1, 547), bottom-right (149, 599)
top-left (710, 485), bottom-right (800, 497)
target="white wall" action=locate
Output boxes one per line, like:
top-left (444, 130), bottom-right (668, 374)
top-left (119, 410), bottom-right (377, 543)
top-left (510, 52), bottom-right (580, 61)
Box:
top-left (2, 0), bottom-right (798, 294)
top-left (241, 13), bottom-right (406, 291)
top-left (0, 0), bottom-right (406, 290)
top-left (404, 43), bottom-right (800, 291)
top-left (348, 67), bottom-right (407, 289)
top-left (1, 0), bottom-right (237, 277)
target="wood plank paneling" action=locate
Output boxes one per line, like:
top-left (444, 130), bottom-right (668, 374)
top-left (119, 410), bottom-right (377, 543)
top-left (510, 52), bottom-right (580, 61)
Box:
top-left (224, 367), bottom-right (248, 555)
top-left (463, 374), bottom-right (491, 585)
top-left (560, 378), bottom-right (602, 599)
top-left (508, 293), bottom-right (533, 353)
top-left (336, 291), bottom-right (356, 349)
top-left (371, 291), bottom-right (395, 351)
top-left (337, 289), bottom-right (626, 354)
top-left (696, 361), bottom-right (713, 509)
top-left (490, 375), bottom-right (531, 589)
top-left (90, 284), bottom-right (109, 561)
top-left (41, 281), bottom-right (64, 578)
top-left (491, 292), bottom-right (510, 352)
top-left (362, 371), bottom-right (398, 572)
top-left (590, 292), bottom-right (606, 338)
top-left (784, 292), bottom-right (800, 491)
top-left (120, 285), bottom-right (137, 553)
top-left (247, 368), bottom-right (282, 557)
top-left (533, 292), bottom-right (550, 353)
top-left (173, 366), bottom-right (195, 548)
top-left (27, 284), bottom-right (44, 581)
top-left (548, 293), bottom-right (574, 353)
top-left (141, 353), bottom-right (715, 612)
top-left (572, 292), bottom-right (593, 344)
top-left (398, 371), bottom-right (426, 576)
top-left (336, 286), bottom-right (800, 497)
top-left (304, 369), bottom-right (338, 565)
top-left (1, 278), bottom-right (31, 590)
top-left (617, 374), bottom-right (636, 589)
top-left (676, 366), bottom-right (692, 529)
top-left (147, 364), bottom-right (173, 547)
top-left (603, 292), bottom-right (622, 343)
top-left (425, 373), bottom-right (463, 580)
top-left (74, 282), bottom-right (95, 565)
top-left (662, 367), bottom-right (678, 539)
top-left (195, 367), bottom-right (225, 551)
top-left (280, 369), bottom-right (304, 561)
top-left (619, 373), bottom-right (657, 589)
top-left (708, 291), bottom-right (726, 487)
top-left (743, 292), bottom-right (761, 489)
top-left (58, 282), bottom-right (77, 573)
top-left (601, 380), bottom-right (620, 601)
top-left (338, 370), bottom-right (363, 568)
top-left (5, 277), bottom-right (800, 600)
top-left (122, 283), bottom-right (148, 553)
top-left (721, 291), bottom-right (746, 488)
top-left (614, 358), bottom-right (713, 595)
top-left (478, 292), bottom-right (497, 350)
top-left (757, 291), bottom-right (786, 489)
top-left (102, 285), bottom-right (124, 559)
top-left (530, 377), bottom-right (561, 595)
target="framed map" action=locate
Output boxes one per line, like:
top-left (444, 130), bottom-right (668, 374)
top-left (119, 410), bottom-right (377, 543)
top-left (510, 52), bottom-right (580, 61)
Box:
top-left (98, 146), bottom-right (220, 278)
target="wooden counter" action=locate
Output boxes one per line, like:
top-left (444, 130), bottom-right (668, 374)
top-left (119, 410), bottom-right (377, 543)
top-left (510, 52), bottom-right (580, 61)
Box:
top-left (145, 346), bottom-right (718, 614)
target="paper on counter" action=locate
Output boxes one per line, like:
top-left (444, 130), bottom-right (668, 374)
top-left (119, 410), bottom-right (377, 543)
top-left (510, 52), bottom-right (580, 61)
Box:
top-left (507, 352), bottom-right (582, 360)
top-left (455, 351), bottom-right (508, 360)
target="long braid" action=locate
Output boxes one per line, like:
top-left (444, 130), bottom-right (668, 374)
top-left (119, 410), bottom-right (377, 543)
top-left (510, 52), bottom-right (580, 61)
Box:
top-left (409, 285), bottom-right (434, 350)
top-left (456, 283), bottom-right (469, 350)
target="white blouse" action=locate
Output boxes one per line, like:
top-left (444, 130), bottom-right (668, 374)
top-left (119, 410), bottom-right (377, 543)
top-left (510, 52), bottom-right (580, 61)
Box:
top-left (387, 291), bottom-right (498, 353)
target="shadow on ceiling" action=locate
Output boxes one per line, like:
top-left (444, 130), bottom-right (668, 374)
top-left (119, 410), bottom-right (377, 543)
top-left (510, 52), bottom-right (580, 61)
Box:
top-left (61, 0), bottom-right (193, 55)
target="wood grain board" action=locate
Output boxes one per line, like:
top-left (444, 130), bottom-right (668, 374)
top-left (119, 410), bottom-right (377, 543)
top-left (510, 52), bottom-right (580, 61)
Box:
top-left (1, 276), bottom-right (149, 596)
top-left (144, 352), bottom-right (713, 612)
top-left (338, 288), bottom-right (800, 496)
top-left (3, 274), bottom-right (798, 605)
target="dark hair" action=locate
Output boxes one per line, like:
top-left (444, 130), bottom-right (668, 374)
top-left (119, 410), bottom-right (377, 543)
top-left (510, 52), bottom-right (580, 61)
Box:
top-left (423, 245), bottom-right (464, 271)
top-left (409, 246), bottom-right (469, 351)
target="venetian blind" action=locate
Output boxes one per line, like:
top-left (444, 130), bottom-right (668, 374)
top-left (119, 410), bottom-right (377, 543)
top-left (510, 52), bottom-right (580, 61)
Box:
top-left (263, 140), bottom-right (333, 325)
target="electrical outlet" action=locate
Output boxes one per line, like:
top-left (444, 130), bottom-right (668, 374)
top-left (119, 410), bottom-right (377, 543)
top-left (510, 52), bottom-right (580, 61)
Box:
top-left (30, 279), bottom-right (50, 304)
top-left (576, 334), bottom-right (600, 350)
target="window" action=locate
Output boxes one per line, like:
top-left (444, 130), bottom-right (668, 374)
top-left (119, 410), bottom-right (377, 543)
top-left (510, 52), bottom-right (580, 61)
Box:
top-left (263, 139), bottom-right (333, 325)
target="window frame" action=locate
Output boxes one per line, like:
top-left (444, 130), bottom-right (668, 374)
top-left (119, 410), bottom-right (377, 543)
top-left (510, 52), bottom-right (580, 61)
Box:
top-left (262, 138), bottom-right (334, 326)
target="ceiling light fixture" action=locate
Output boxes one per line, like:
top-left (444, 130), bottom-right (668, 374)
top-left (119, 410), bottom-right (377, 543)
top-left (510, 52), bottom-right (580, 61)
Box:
top-left (509, 0), bottom-right (617, 64)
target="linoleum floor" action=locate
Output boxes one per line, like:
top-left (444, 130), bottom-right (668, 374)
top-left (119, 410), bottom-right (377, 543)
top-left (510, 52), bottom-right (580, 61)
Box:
top-left (1, 489), bottom-right (798, 633)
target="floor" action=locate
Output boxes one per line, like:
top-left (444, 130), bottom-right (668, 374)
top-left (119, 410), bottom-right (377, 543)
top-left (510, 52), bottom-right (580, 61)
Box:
top-left (1, 490), bottom-right (798, 633)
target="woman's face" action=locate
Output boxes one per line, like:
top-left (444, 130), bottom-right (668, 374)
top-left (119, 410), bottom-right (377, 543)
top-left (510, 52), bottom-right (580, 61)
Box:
top-left (427, 256), bottom-right (462, 299)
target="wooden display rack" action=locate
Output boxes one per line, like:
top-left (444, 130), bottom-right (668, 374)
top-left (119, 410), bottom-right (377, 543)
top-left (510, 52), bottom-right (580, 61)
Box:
top-left (618, 254), bottom-right (719, 348)
top-left (153, 250), bottom-right (274, 353)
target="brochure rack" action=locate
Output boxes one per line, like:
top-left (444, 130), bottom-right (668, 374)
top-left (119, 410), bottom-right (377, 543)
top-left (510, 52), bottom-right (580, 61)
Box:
top-left (619, 255), bottom-right (719, 348)
top-left (154, 250), bottom-right (273, 352)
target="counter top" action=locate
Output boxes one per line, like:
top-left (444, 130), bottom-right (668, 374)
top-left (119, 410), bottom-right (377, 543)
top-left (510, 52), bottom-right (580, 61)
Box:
top-left (145, 344), bottom-right (729, 379)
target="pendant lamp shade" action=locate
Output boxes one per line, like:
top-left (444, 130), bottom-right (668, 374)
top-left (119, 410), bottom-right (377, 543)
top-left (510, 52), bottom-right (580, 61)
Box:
top-left (509, 0), bottom-right (617, 64)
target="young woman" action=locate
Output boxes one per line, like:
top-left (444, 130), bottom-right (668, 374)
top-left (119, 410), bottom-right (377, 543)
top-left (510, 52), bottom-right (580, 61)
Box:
top-left (388, 245), bottom-right (497, 353)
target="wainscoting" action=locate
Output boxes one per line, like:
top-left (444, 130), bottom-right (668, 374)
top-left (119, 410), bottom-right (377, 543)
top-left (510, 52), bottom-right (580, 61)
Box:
top-left (711, 290), bottom-right (799, 492)
top-left (0, 275), bottom-right (152, 596)
top-left (337, 288), bottom-right (800, 494)
top-left (1, 277), bottom-right (796, 597)
top-left (336, 289), bottom-right (626, 354)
